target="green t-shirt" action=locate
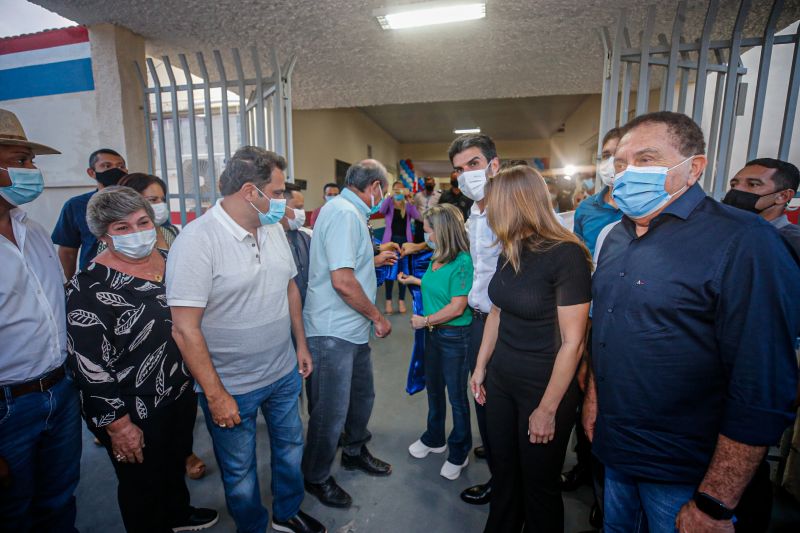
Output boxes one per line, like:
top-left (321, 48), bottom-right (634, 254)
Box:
top-left (421, 251), bottom-right (474, 327)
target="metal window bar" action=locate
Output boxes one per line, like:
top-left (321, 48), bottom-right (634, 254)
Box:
top-left (134, 47), bottom-right (296, 224)
top-left (597, 0), bottom-right (799, 199)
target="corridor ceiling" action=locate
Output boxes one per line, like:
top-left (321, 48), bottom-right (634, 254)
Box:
top-left (33, 0), bottom-right (800, 110)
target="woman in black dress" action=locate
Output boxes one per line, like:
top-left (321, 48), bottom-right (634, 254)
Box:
top-left (66, 186), bottom-right (216, 533)
top-left (471, 165), bottom-right (592, 532)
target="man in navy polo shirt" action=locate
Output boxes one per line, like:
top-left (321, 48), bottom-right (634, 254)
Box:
top-left (583, 112), bottom-right (800, 532)
top-left (51, 148), bottom-right (127, 279)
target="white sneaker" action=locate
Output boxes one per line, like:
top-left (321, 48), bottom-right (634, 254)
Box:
top-left (440, 458), bottom-right (469, 480)
top-left (408, 439), bottom-right (446, 458)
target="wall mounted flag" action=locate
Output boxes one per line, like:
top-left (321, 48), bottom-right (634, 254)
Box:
top-left (0, 26), bottom-right (94, 101)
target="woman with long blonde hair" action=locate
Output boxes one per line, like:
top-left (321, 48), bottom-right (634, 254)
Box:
top-left (398, 204), bottom-right (474, 481)
top-left (470, 165), bottom-right (592, 532)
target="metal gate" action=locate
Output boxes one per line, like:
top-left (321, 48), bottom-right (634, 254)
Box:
top-left (597, 0), bottom-right (799, 198)
top-left (134, 47), bottom-right (296, 225)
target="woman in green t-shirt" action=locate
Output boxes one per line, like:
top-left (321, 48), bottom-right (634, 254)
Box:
top-left (398, 203), bottom-right (474, 481)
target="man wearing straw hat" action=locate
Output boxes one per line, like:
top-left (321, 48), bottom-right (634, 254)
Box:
top-left (0, 108), bottom-right (82, 532)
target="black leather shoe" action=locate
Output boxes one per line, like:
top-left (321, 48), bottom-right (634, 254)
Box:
top-left (460, 482), bottom-right (491, 505)
top-left (589, 501), bottom-right (603, 529)
top-left (272, 509), bottom-right (327, 533)
top-left (304, 477), bottom-right (352, 508)
top-left (560, 463), bottom-right (591, 492)
top-left (474, 446), bottom-right (487, 460)
top-left (341, 446), bottom-right (392, 476)
top-left (171, 507), bottom-right (219, 531)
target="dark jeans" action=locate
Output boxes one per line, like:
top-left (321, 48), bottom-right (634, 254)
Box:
top-left (468, 316), bottom-right (492, 471)
top-left (303, 336), bottom-right (375, 483)
top-left (200, 369), bottom-right (304, 532)
top-left (384, 234), bottom-right (407, 302)
top-left (484, 360), bottom-right (579, 533)
top-left (421, 327), bottom-right (472, 465)
top-left (0, 371), bottom-right (81, 533)
top-left (94, 389), bottom-right (196, 533)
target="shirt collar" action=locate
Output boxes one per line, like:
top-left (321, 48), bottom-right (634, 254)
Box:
top-left (771, 215), bottom-right (790, 229)
top-left (341, 187), bottom-right (370, 217)
top-left (10, 207), bottom-right (28, 223)
top-left (660, 182), bottom-right (706, 220)
top-left (211, 199), bottom-right (252, 242)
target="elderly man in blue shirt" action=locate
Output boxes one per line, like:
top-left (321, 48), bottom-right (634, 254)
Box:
top-left (302, 159), bottom-right (394, 509)
top-left (583, 111), bottom-right (800, 533)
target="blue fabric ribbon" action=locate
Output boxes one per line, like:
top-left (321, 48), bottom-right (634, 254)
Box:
top-left (405, 250), bottom-right (432, 395)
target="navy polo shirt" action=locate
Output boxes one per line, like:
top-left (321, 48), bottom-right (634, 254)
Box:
top-left (51, 190), bottom-right (98, 271)
top-left (574, 186), bottom-right (623, 255)
top-left (592, 183), bottom-right (800, 484)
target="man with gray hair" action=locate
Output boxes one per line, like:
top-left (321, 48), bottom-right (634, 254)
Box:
top-left (302, 159), bottom-right (393, 508)
top-left (168, 148), bottom-right (325, 533)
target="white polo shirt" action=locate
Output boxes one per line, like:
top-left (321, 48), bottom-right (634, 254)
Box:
top-left (1, 208), bottom-right (67, 385)
top-left (166, 200), bottom-right (298, 395)
top-left (465, 203), bottom-right (501, 314)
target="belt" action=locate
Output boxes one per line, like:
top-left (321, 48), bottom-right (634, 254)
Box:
top-left (0, 366), bottom-right (66, 401)
top-left (471, 307), bottom-right (488, 321)
top-left (432, 324), bottom-right (461, 330)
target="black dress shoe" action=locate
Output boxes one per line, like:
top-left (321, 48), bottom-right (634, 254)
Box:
top-left (460, 482), bottom-right (491, 505)
top-left (341, 446), bottom-right (392, 476)
top-left (560, 463), bottom-right (591, 492)
top-left (272, 509), bottom-right (327, 533)
top-left (474, 446), bottom-right (487, 460)
top-left (304, 477), bottom-right (352, 508)
top-left (171, 507), bottom-right (219, 531)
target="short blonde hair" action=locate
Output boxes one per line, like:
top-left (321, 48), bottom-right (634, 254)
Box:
top-left (423, 204), bottom-right (469, 264)
top-left (485, 165), bottom-right (591, 273)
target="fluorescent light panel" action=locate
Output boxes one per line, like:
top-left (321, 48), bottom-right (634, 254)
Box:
top-left (454, 127), bottom-right (481, 134)
top-left (375, 1), bottom-right (486, 30)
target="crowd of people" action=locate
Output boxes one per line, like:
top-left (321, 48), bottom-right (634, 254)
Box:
top-left (1, 103), bottom-right (800, 533)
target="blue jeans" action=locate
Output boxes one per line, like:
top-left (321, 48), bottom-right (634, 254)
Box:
top-left (199, 369), bottom-right (304, 533)
top-left (421, 327), bottom-right (472, 465)
top-left (604, 465), bottom-right (695, 533)
top-left (303, 336), bottom-right (375, 483)
top-left (0, 371), bottom-right (82, 533)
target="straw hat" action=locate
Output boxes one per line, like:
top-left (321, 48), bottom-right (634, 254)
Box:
top-left (0, 108), bottom-right (60, 155)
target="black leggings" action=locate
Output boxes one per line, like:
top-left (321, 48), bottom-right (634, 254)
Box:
top-left (384, 234), bottom-right (406, 301)
top-left (484, 362), bottom-right (579, 533)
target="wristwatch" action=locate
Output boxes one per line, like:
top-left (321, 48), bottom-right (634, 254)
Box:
top-left (693, 491), bottom-right (735, 521)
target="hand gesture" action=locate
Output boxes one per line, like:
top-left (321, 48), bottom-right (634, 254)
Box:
top-left (397, 273), bottom-right (420, 286)
top-left (675, 501), bottom-right (734, 533)
top-left (208, 390), bottom-right (241, 429)
top-left (379, 242), bottom-right (401, 254)
top-left (107, 414), bottom-right (146, 463)
top-left (297, 345), bottom-right (313, 378)
top-left (470, 366), bottom-right (487, 405)
top-left (528, 406), bottom-right (556, 444)
top-left (410, 314), bottom-right (426, 329)
top-left (374, 250), bottom-right (398, 267)
top-left (374, 314), bottom-right (392, 338)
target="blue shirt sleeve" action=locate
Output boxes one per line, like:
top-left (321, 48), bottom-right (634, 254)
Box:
top-left (324, 210), bottom-right (361, 271)
top-left (51, 198), bottom-right (82, 248)
top-left (714, 223), bottom-right (800, 446)
top-left (573, 206), bottom-right (586, 243)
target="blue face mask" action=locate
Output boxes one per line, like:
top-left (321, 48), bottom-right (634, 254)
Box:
top-left (424, 232), bottom-right (437, 249)
top-left (324, 194), bottom-right (337, 203)
top-left (0, 166), bottom-right (44, 206)
top-left (250, 189), bottom-right (287, 225)
top-left (612, 157), bottom-right (694, 219)
top-left (368, 184), bottom-right (383, 216)
top-left (393, 193), bottom-right (405, 202)
top-left (582, 178), bottom-right (595, 191)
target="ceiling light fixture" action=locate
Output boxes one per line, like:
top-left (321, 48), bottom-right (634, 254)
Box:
top-left (454, 127), bottom-right (481, 134)
top-left (375, 1), bottom-right (486, 31)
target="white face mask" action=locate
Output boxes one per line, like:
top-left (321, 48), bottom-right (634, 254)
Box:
top-left (107, 228), bottom-right (157, 259)
top-left (457, 163), bottom-right (491, 202)
top-left (287, 208), bottom-right (306, 230)
top-left (151, 202), bottom-right (170, 226)
top-left (597, 156), bottom-right (616, 186)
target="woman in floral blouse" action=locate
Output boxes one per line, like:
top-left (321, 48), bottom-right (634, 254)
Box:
top-left (66, 186), bottom-right (216, 533)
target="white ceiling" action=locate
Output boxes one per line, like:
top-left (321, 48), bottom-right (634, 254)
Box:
top-left (33, 1), bottom-right (800, 109)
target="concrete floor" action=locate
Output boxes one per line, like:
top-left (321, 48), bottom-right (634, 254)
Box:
top-left (73, 293), bottom-right (799, 532)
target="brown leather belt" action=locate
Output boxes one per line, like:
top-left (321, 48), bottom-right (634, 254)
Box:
top-left (0, 366), bottom-right (66, 401)
top-left (471, 307), bottom-right (488, 321)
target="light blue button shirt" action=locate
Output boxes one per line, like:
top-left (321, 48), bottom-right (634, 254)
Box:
top-left (303, 188), bottom-right (377, 344)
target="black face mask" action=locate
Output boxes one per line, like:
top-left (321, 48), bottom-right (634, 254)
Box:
top-left (721, 189), bottom-right (776, 214)
top-left (450, 180), bottom-right (459, 191)
top-left (95, 167), bottom-right (127, 187)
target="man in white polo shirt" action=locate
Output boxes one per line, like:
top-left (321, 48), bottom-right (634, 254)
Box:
top-left (168, 148), bottom-right (324, 533)
top-left (302, 160), bottom-right (393, 508)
